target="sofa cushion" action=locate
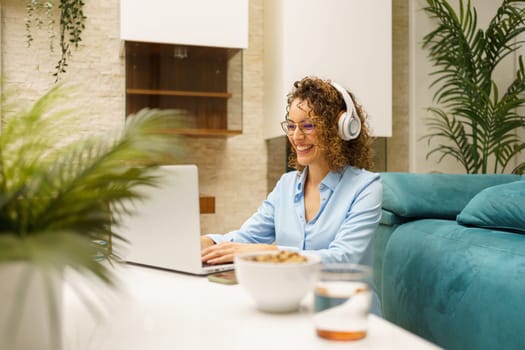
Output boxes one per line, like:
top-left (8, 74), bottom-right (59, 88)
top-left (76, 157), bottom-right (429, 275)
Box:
top-left (457, 181), bottom-right (525, 234)
top-left (381, 219), bottom-right (525, 350)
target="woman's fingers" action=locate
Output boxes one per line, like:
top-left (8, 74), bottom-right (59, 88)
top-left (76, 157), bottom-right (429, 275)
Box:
top-left (207, 253), bottom-right (235, 264)
top-left (201, 242), bottom-right (278, 264)
top-left (201, 242), bottom-right (234, 263)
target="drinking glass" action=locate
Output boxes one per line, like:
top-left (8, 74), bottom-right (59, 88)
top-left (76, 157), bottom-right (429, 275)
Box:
top-left (313, 264), bottom-right (372, 341)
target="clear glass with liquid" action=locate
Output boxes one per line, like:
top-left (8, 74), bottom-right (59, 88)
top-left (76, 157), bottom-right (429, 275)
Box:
top-left (313, 264), bottom-right (372, 341)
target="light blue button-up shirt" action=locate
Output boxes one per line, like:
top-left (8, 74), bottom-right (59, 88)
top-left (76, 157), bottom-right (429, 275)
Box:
top-left (207, 166), bottom-right (382, 266)
top-left (207, 166), bottom-right (383, 315)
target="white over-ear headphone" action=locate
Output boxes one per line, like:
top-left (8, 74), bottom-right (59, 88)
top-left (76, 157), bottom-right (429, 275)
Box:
top-left (330, 81), bottom-right (361, 141)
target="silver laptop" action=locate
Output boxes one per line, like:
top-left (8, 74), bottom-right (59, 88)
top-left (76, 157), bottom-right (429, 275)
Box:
top-left (116, 164), bottom-right (234, 275)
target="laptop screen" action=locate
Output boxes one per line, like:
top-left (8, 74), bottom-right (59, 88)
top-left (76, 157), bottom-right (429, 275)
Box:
top-left (116, 165), bottom-right (205, 273)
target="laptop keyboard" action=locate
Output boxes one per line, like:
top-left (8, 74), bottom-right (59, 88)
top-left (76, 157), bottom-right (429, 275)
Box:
top-left (202, 261), bottom-right (232, 268)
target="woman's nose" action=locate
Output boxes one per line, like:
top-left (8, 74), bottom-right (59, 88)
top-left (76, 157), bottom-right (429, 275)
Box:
top-left (292, 127), bottom-right (305, 139)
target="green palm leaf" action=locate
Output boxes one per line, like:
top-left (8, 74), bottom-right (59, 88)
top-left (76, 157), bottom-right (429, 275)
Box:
top-left (0, 85), bottom-right (188, 279)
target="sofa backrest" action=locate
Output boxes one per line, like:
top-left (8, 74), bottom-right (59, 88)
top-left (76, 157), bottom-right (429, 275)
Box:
top-left (380, 173), bottom-right (522, 220)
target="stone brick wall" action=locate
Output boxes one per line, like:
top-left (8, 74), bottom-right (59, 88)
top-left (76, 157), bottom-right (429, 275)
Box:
top-left (0, 0), bottom-right (267, 234)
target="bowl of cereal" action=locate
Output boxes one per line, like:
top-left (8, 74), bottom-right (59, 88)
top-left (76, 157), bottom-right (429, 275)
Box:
top-left (234, 250), bottom-right (321, 313)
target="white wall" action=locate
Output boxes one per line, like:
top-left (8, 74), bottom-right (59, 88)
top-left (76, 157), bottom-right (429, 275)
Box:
top-left (120, 0), bottom-right (248, 48)
top-left (264, 0), bottom-right (392, 139)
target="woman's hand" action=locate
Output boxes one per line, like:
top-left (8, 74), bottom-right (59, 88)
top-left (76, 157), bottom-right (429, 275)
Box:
top-left (201, 242), bottom-right (278, 265)
top-left (200, 236), bottom-right (216, 250)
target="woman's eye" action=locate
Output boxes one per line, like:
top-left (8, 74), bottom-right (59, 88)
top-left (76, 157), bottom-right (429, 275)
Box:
top-left (302, 123), bottom-right (314, 130)
top-left (287, 124), bottom-right (297, 131)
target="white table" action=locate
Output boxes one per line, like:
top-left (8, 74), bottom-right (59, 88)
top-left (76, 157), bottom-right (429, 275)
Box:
top-left (63, 264), bottom-right (441, 350)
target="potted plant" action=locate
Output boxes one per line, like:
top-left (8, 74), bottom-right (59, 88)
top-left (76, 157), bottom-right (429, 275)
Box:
top-left (421, 0), bottom-right (525, 174)
top-left (0, 85), bottom-right (187, 349)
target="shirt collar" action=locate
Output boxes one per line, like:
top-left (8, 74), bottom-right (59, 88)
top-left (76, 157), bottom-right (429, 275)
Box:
top-left (295, 167), bottom-right (343, 194)
top-left (322, 170), bottom-right (343, 191)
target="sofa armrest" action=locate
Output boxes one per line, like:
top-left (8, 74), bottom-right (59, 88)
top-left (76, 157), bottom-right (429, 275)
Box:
top-left (380, 209), bottom-right (412, 225)
top-left (380, 173), bottom-right (521, 220)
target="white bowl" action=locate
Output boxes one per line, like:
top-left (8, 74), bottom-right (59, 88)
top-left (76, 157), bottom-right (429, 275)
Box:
top-left (234, 251), bottom-right (321, 313)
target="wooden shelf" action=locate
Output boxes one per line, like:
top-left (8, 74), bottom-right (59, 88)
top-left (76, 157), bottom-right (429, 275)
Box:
top-left (125, 41), bottom-right (243, 137)
top-left (127, 89), bottom-right (232, 99)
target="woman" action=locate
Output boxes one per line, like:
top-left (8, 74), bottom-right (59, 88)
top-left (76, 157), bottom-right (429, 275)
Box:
top-left (201, 76), bottom-right (382, 303)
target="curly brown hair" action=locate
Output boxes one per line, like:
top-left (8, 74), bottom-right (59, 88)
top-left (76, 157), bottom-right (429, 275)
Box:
top-left (286, 76), bottom-right (375, 173)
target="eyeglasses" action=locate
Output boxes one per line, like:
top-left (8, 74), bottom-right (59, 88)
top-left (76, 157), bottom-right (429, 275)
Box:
top-left (280, 120), bottom-right (316, 135)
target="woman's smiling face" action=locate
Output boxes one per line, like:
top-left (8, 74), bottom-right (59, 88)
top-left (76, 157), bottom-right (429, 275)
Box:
top-left (287, 98), bottom-right (327, 168)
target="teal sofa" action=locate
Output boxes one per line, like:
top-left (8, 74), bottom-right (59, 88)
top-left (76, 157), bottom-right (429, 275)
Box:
top-left (374, 173), bottom-right (525, 350)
